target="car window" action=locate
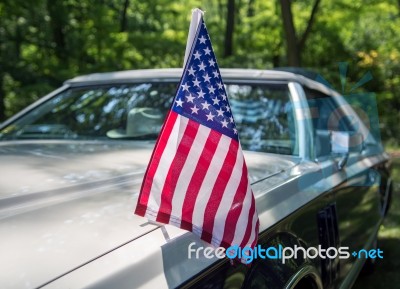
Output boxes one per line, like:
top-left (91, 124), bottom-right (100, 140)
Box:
top-left (305, 88), bottom-right (351, 132)
top-left (304, 88), bottom-right (353, 157)
top-left (0, 83), bottom-right (176, 141)
top-left (227, 83), bottom-right (296, 155)
top-left (2, 83), bottom-right (176, 139)
top-left (0, 82), bottom-right (297, 155)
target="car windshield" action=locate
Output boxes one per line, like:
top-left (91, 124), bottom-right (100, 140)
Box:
top-left (0, 82), bottom-right (297, 155)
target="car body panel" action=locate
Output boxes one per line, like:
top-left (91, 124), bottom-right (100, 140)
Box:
top-left (0, 68), bottom-right (391, 289)
top-left (0, 140), bottom-right (298, 289)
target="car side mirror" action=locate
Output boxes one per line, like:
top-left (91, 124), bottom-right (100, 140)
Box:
top-left (331, 131), bottom-right (364, 154)
top-left (330, 131), bottom-right (363, 170)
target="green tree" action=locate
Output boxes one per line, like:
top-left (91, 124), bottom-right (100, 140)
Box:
top-left (0, 0), bottom-right (399, 145)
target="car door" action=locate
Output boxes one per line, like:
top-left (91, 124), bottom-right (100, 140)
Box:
top-left (303, 86), bottom-right (382, 286)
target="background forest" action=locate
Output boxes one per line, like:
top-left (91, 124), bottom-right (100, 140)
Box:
top-left (0, 0), bottom-right (399, 146)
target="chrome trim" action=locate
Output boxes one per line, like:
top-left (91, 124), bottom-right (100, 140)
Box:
top-left (288, 82), bottom-right (314, 160)
top-left (36, 225), bottom-right (161, 289)
top-left (0, 85), bottom-right (70, 129)
top-left (338, 220), bottom-right (382, 289)
top-left (251, 169), bottom-right (285, 185)
top-left (284, 264), bottom-right (323, 289)
top-left (382, 178), bottom-right (392, 216)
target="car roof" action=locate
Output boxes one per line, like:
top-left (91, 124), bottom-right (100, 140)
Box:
top-left (64, 68), bottom-right (301, 84)
top-left (64, 68), bottom-right (334, 96)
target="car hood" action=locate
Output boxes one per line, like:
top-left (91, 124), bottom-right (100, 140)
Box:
top-left (0, 140), bottom-right (299, 289)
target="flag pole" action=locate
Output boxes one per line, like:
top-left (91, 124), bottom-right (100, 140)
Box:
top-left (138, 8), bottom-right (204, 241)
top-left (183, 8), bottom-right (204, 68)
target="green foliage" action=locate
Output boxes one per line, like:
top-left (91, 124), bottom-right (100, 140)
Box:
top-left (0, 0), bottom-right (399, 145)
top-left (353, 158), bottom-right (400, 289)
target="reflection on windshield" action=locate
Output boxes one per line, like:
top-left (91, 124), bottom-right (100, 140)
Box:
top-left (0, 82), bottom-right (297, 155)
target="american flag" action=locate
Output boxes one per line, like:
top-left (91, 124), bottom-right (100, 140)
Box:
top-left (135, 14), bottom-right (259, 250)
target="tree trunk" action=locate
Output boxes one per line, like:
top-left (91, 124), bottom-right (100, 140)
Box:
top-left (248, 0), bottom-right (255, 17)
top-left (0, 73), bottom-right (5, 121)
top-left (272, 54), bottom-right (280, 68)
top-left (398, 0), bottom-right (400, 16)
top-left (120, 0), bottom-right (130, 32)
top-left (280, 0), bottom-right (320, 67)
top-left (280, 0), bottom-right (300, 66)
top-left (224, 0), bottom-right (235, 57)
top-left (298, 0), bottom-right (321, 52)
top-left (47, 0), bottom-right (68, 63)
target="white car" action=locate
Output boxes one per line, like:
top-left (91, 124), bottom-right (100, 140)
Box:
top-left (0, 69), bottom-right (392, 289)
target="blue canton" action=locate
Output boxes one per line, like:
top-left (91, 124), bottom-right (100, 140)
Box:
top-left (172, 18), bottom-right (238, 141)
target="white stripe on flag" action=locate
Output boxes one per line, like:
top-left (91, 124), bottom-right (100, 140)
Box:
top-left (230, 183), bottom-right (253, 246)
top-left (170, 123), bottom-right (211, 225)
top-left (147, 115), bottom-right (188, 210)
top-left (211, 148), bottom-right (243, 244)
top-left (191, 134), bottom-right (232, 236)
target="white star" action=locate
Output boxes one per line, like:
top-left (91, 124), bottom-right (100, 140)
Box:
top-left (216, 82), bottom-right (223, 90)
top-left (206, 112), bottom-right (215, 121)
top-left (208, 85), bottom-right (216, 94)
top-left (199, 35), bottom-right (207, 44)
top-left (221, 93), bottom-right (227, 101)
top-left (175, 99), bottom-right (184, 107)
top-left (198, 61), bottom-right (206, 71)
top-left (216, 108), bottom-right (224, 116)
top-left (191, 105), bottom-right (199, 114)
top-left (225, 105), bottom-right (230, 112)
top-left (212, 70), bottom-right (219, 78)
top-left (203, 73), bottom-right (211, 83)
top-left (209, 59), bottom-right (216, 67)
top-left (186, 94), bottom-right (195, 103)
top-left (193, 78), bottom-right (201, 87)
top-left (221, 119), bottom-right (229, 128)
top-left (212, 97), bottom-right (220, 106)
top-left (198, 89), bottom-right (205, 98)
top-left (233, 128), bottom-right (238, 134)
top-left (188, 66), bottom-right (196, 76)
top-left (193, 51), bottom-right (202, 60)
top-left (201, 102), bottom-right (211, 110)
top-left (181, 82), bottom-right (190, 92)
top-left (229, 116), bottom-right (234, 123)
top-left (203, 47), bottom-right (211, 55)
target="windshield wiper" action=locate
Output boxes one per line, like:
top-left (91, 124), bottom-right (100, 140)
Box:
top-left (106, 133), bottom-right (158, 140)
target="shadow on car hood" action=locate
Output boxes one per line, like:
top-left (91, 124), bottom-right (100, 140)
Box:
top-left (0, 140), bottom-right (299, 289)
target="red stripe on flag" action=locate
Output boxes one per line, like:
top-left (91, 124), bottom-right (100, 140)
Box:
top-left (156, 119), bottom-right (200, 223)
top-left (251, 220), bottom-right (260, 248)
top-left (201, 140), bottom-right (239, 244)
top-left (180, 130), bottom-right (222, 231)
top-left (135, 111), bottom-right (178, 216)
top-left (220, 161), bottom-right (249, 247)
top-left (239, 194), bottom-right (257, 248)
